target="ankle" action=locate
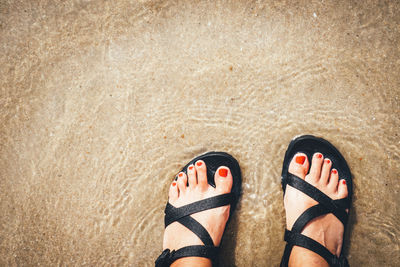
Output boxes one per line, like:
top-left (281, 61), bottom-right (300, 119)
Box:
top-left (289, 246), bottom-right (330, 267)
top-left (171, 257), bottom-right (212, 267)
top-left (301, 216), bottom-right (343, 257)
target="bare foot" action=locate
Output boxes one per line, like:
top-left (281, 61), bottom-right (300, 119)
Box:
top-left (163, 160), bottom-right (233, 266)
top-left (284, 152), bottom-right (349, 266)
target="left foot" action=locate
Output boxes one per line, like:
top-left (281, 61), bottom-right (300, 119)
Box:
top-left (162, 160), bottom-right (233, 262)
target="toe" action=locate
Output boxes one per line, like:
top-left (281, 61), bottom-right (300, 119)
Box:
top-left (177, 172), bottom-right (188, 193)
top-left (214, 166), bottom-right (233, 194)
top-left (337, 178), bottom-right (348, 199)
top-left (308, 152), bottom-right (324, 182)
top-left (187, 164), bottom-right (197, 187)
top-left (288, 153), bottom-right (310, 180)
top-left (320, 158), bottom-right (332, 184)
top-left (195, 160), bottom-right (208, 189)
top-left (328, 168), bottom-right (339, 191)
top-left (169, 181), bottom-right (179, 201)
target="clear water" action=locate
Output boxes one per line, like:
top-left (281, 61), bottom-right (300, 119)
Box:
top-left (1, 1), bottom-right (399, 266)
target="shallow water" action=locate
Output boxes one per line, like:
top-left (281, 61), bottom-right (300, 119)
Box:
top-left (1, 0), bottom-right (399, 266)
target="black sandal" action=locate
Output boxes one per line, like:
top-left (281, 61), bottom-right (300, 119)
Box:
top-left (155, 152), bottom-right (242, 267)
top-left (280, 135), bottom-right (353, 267)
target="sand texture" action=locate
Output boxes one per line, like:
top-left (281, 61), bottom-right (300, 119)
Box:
top-left (1, 0), bottom-right (399, 266)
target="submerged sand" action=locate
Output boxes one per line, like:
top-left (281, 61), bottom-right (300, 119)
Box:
top-left (1, 0), bottom-right (399, 266)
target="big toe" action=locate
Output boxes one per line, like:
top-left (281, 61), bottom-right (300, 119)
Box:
top-left (214, 166), bottom-right (233, 194)
top-left (288, 153), bottom-right (310, 180)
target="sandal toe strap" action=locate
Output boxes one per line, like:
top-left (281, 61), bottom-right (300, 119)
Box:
top-left (164, 193), bottom-right (233, 227)
top-left (285, 173), bottom-right (349, 227)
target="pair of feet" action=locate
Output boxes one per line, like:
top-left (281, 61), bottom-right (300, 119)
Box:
top-left (162, 152), bottom-right (348, 266)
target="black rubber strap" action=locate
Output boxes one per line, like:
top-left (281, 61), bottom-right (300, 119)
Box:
top-left (155, 245), bottom-right (218, 267)
top-left (158, 193), bottom-right (233, 266)
top-left (164, 193), bottom-right (233, 227)
top-left (177, 215), bottom-right (214, 246)
top-left (291, 204), bottom-right (330, 233)
top-left (281, 174), bottom-right (350, 267)
top-left (173, 245), bottom-right (218, 261)
top-left (284, 230), bottom-right (348, 267)
top-left (286, 173), bottom-right (348, 226)
top-left (333, 198), bottom-right (350, 210)
top-left (280, 243), bottom-right (293, 267)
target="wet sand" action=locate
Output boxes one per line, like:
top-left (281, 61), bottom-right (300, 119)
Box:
top-left (1, 0), bottom-right (399, 266)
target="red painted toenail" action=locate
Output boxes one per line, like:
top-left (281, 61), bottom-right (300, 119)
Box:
top-left (189, 166), bottom-right (194, 170)
top-left (326, 159), bottom-right (331, 164)
top-left (332, 169), bottom-right (337, 174)
top-left (219, 168), bottom-right (228, 177)
top-left (172, 182), bottom-right (176, 186)
top-left (179, 173), bottom-right (183, 177)
top-left (342, 180), bottom-right (346, 185)
top-left (196, 161), bottom-right (202, 166)
top-left (317, 153), bottom-right (322, 158)
top-left (296, 156), bottom-right (306, 164)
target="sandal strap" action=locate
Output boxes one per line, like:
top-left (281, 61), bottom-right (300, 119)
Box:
top-left (164, 193), bottom-right (233, 246)
top-left (159, 193), bottom-right (234, 265)
top-left (177, 214), bottom-right (214, 246)
top-left (155, 245), bottom-right (218, 267)
top-left (284, 230), bottom-right (349, 267)
top-left (333, 198), bottom-right (350, 210)
top-left (291, 204), bottom-right (331, 233)
top-left (285, 173), bottom-right (349, 226)
top-left (164, 193), bottom-right (233, 227)
top-left (280, 173), bottom-right (350, 266)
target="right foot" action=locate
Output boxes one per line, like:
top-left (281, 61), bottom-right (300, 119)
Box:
top-left (284, 152), bottom-right (349, 265)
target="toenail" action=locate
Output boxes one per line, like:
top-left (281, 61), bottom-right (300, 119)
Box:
top-left (218, 168), bottom-right (228, 177)
top-left (342, 180), bottom-right (346, 185)
top-left (326, 159), bottom-right (331, 164)
top-left (189, 166), bottom-right (194, 170)
top-left (317, 153), bottom-right (322, 158)
top-left (172, 182), bottom-right (176, 186)
top-left (332, 169), bottom-right (337, 174)
top-left (179, 173), bottom-right (183, 177)
top-left (196, 161), bottom-right (202, 167)
top-left (295, 155), bottom-right (306, 164)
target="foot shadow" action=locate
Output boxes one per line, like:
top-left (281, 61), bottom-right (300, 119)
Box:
top-left (217, 201), bottom-right (241, 267)
top-left (342, 192), bottom-right (358, 263)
